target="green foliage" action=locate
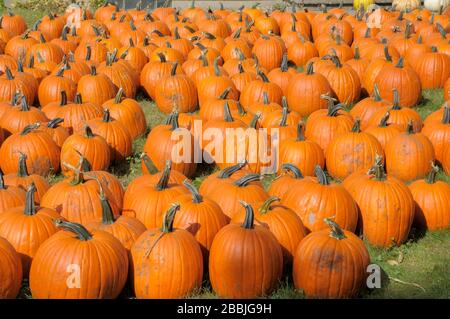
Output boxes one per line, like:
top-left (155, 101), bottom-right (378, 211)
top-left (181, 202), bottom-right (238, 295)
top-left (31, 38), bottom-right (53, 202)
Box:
top-left (12, 0), bottom-right (107, 15)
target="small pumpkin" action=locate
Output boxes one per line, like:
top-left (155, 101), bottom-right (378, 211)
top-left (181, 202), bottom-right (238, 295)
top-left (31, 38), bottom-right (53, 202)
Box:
top-left (0, 171), bottom-right (26, 215)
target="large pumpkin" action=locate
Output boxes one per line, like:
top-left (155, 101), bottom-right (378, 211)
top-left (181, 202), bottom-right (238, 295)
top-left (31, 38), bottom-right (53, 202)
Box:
top-left (132, 204), bottom-right (203, 299)
top-left (209, 201), bottom-right (283, 298)
top-left (293, 218), bottom-right (370, 298)
top-left (0, 236), bottom-right (22, 299)
top-left (29, 220), bottom-right (128, 299)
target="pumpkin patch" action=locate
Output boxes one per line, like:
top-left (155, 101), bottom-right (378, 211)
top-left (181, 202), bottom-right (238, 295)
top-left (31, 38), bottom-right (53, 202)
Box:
top-left (0, 1), bottom-right (448, 300)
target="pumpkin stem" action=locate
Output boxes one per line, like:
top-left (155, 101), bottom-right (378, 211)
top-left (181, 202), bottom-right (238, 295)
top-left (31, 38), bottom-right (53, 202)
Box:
top-left (391, 89), bottom-right (401, 110)
top-left (395, 57), bottom-right (404, 68)
top-left (161, 203), bottom-right (181, 233)
top-left (279, 103), bottom-right (288, 127)
top-left (102, 109), bottom-right (111, 122)
top-left (0, 171), bottom-right (4, 189)
top-left (406, 120), bottom-right (414, 134)
top-left (183, 179), bottom-right (203, 203)
top-left (17, 152), bottom-right (29, 177)
top-left (218, 87), bottom-right (231, 100)
top-left (379, 112), bottom-right (390, 127)
top-left (305, 61), bottom-right (314, 75)
top-left (4, 67), bottom-right (14, 80)
top-left (322, 95), bottom-right (341, 117)
top-left (63, 161), bottom-right (85, 185)
top-left (351, 119), bottom-right (361, 133)
top-left (280, 53), bottom-right (288, 72)
top-left (258, 196), bottom-right (280, 215)
top-left (324, 217), bottom-right (346, 240)
top-left (23, 183), bottom-right (37, 216)
top-left (47, 117), bottom-right (64, 128)
top-left (223, 101), bottom-right (234, 122)
top-left (249, 112), bottom-right (261, 129)
top-left (213, 57), bottom-right (221, 76)
top-left (82, 125), bottom-right (95, 138)
top-left (281, 163), bottom-right (304, 179)
top-left (157, 52), bottom-right (167, 63)
top-left (262, 91), bottom-right (270, 105)
top-left (99, 185), bottom-right (115, 225)
top-left (240, 200), bottom-right (255, 229)
top-left (85, 45), bottom-right (92, 61)
top-left (354, 47), bottom-right (361, 60)
top-left (425, 162), bottom-right (439, 184)
top-left (295, 122), bottom-right (305, 141)
top-left (170, 109), bottom-right (180, 130)
top-left (258, 70), bottom-right (270, 83)
top-left (330, 55), bottom-right (342, 68)
top-left (19, 96), bottom-right (30, 112)
top-left (55, 220), bottom-right (92, 241)
top-left (217, 161), bottom-right (247, 178)
top-left (234, 174), bottom-right (261, 187)
top-left (114, 88), bottom-right (124, 104)
top-left (442, 105), bottom-right (450, 124)
top-left (314, 165), bottom-right (329, 185)
top-left (372, 84), bottom-right (382, 102)
top-left (383, 46), bottom-right (392, 62)
top-left (372, 155), bottom-right (386, 181)
top-left (156, 160), bottom-right (172, 191)
top-left (140, 152), bottom-right (157, 174)
top-left (20, 123), bottom-right (40, 136)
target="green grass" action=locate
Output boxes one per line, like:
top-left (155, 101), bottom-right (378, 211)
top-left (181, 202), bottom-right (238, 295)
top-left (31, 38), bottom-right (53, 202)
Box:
top-left (4, 7), bottom-right (448, 300)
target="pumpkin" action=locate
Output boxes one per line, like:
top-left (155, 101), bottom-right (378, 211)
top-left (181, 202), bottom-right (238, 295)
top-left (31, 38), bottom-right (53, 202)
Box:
top-left (84, 186), bottom-right (145, 253)
top-left (123, 160), bottom-right (190, 228)
top-left (143, 111), bottom-right (197, 177)
top-left (287, 35), bottom-right (318, 67)
top-left (286, 62), bottom-right (331, 117)
top-left (38, 13), bottom-right (65, 41)
top-left (350, 84), bottom-right (390, 130)
top-left (38, 67), bottom-right (76, 106)
top-left (1, 11), bottom-right (27, 36)
top-left (240, 70), bottom-right (282, 109)
top-left (392, 0), bottom-right (422, 11)
top-left (251, 34), bottom-right (286, 71)
top-left (209, 201), bottom-right (282, 298)
top-left (342, 156), bottom-right (415, 247)
top-left (365, 111), bottom-right (403, 151)
top-left (230, 61), bottom-right (258, 93)
top-left (421, 105), bottom-right (450, 163)
top-left (414, 46), bottom-right (450, 89)
top-left (26, 34), bottom-right (64, 65)
top-left (102, 88), bottom-right (146, 139)
top-left (59, 93), bottom-right (103, 134)
top-left (344, 47), bottom-right (369, 85)
top-left (385, 122), bottom-right (436, 183)
top-left (267, 53), bottom-right (297, 95)
top-left (172, 180), bottom-right (228, 264)
top-left (0, 183), bottom-right (60, 276)
top-left (77, 65), bottom-right (117, 107)
top-left (231, 197), bottom-right (307, 265)
top-left (445, 77), bottom-right (450, 101)
top-left (38, 118), bottom-right (70, 148)
top-left (0, 124), bottom-right (60, 176)
top-left (3, 153), bottom-right (50, 204)
top-left (5, 32), bottom-right (38, 61)
top-left (132, 204), bottom-right (203, 299)
top-left (305, 95), bottom-right (354, 151)
top-left (268, 163), bottom-right (315, 199)
top-left (50, 26), bottom-right (78, 55)
top-left (282, 165), bottom-right (358, 233)
top-left (0, 96), bottom-right (48, 136)
top-left (207, 173), bottom-right (269, 221)
top-left (155, 62), bottom-right (198, 113)
top-left (409, 163), bottom-right (450, 231)
top-left (368, 89), bottom-right (423, 132)
top-left (326, 120), bottom-right (383, 180)
top-left (29, 220), bottom-right (128, 299)
top-left (86, 109), bottom-right (132, 163)
top-left (261, 97), bottom-right (301, 128)
top-left (0, 67), bottom-right (35, 105)
top-left (293, 218), bottom-right (370, 298)
top-left (363, 46), bottom-right (398, 95)
top-left (0, 236), bottom-right (22, 299)
top-left (0, 171), bottom-right (26, 215)
top-left (374, 57), bottom-right (422, 108)
top-left (442, 142), bottom-right (450, 174)
top-left (40, 163), bottom-right (120, 225)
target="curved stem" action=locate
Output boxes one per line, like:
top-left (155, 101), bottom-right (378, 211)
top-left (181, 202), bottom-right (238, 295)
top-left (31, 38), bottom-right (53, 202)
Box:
top-left (378, 112), bottom-right (390, 127)
top-left (213, 56), bottom-right (221, 76)
top-left (240, 201), bottom-right (255, 229)
top-left (183, 179), bottom-right (202, 203)
top-left (324, 217), bottom-right (346, 240)
top-left (279, 104), bottom-right (288, 127)
top-left (314, 165), bottom-right (329, 185)
top-left (442, 105), bottom-right (450, 124)
top-left (218, 87), bottom-right (231, 100)
top-left (281, 163), bottom-right (304, 179)
top-left (425, 162), bottom-right (439, 184)
top-left (99, 187), bottom-right (115, 225)
top-left (161, 204), bottom-right (180, 233)
top-left (156, 160), bottom-right (172, 191)
top-left (351, 119), bottom-right (361, 133)
top-left (305, 61), bottom-right (314, 75)
top-left (258, 70), bottom-right (270, 82)
top-left (114, 88), bottom-right (124, 104)
top-left (234, 174), bottom-right (261, 187)
top-left (55, 220), bottom-right (92, 241)
top-left (223, 101), bottom-right (234, 122)
top-left (217, 161), bottom-right (247, 178)
top-left (259, 196), bottom-right (280, 214)
top-left (372, 84), bottom-right (382, 102)
top-left (20, 123), bottom-right (40, 136)
top-left (280, 53), bottom-right (288, 72)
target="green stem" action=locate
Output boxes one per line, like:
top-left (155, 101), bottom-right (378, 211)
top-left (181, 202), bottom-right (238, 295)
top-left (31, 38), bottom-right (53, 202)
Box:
top-left (280, 53), bottom-right (288, 72)
top-left (55, 220), bottom-right (92, 241)
top-left (281, 163), bottom-right (304, 179)
top-left (223, 101), bottom-right (234, 122)
top-left (218, 87), bottom-right (231, 100)
top-left (378, 112), bottom-right (390, 127)
top-left (259, 196), bottom-right (280, 214)
top-left (425, 162), bottom-right (439, 184)
top-left (99, 187), bottom-right (115, 225)
top-left (234, 174), bottom-right (261, 187)
top-left (156, 161), bottom-right (172, 191)
top-left (102, 109), bottom-right (111, 123)
top-left (296, 122), bottom-right (305, 141)
top-left (161, 204), bottom-right (180, 233)
top-left (46, 118), bottom-right (64, 128)
top-left (305, 62), bottom-right (314, 75)
top-left (217, 161), bottom-right (247, 178)
top-left (83, 125), bottom-right (95, 138)
top-left (372, 84), bottom-right (382, 102)
top-left (114, 88), bottom-right (124, 104)
top-left (372, 155), bottom-right (386, 181)
top-left (391, 89), bottom-right (401, 110)
top-left (183, 180), bottom-right (203, 203)
top-left (240, 201), bottom-right (255, 229)
top-left (20, 123), bottom-right (40, 136)
top-left (442, 105), bottom-right (450, 124)
top-left (315, 165), bottom-right (329, 185)
top-left (17, 153), bottom-right (29, 177)
top-left (351, 119), bottom-right (361, 133)
top-left (213, 57), bottom-right (221, 76)
top-left (324, 218), bottom-right (346, 240)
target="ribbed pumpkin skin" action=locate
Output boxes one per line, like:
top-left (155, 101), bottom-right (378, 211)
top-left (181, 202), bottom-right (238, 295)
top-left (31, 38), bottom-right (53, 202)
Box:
top-left (29, 229), bottom-right (128, 299)
top-left (0, 206), bottom-right (60, 277)
top-left (209, 224), bottom-right (283, 298)
top-left (318, 63), bottom-right (361, 104)
top-left (132, 228), bottom-right (203, 299)
top-left (443, 143), bottom-right (450, 174)
top-left (409, 180), bottom-right (450, 231)
top-left (444, 77), bottom-right (450, 101)
top-left (343, 174), bottom-right (414, 247)
top-left (282, 181), bottom-right (358, 233)
top-left (252, 35), bottom-right (286, 71)
top-left (421, 121), bottom-right (450, 163)
top-left (385, 132), bottom-right (435, 183)
top-left (279, 139), bottom-right (325, 176)
top-left (0, 184), bottom-right (26, 215)
top-left (414, 51), bottom-right (450, 89)
top-left (350, 96), bottom-right (391, 130)
top-left (155, 74), bottom-right (198, 114)
top-left (365, 124), bottom-right (402, 151)
top-left (325, 130), bottom-right (384, 180)
top-left (293, 228), bottom-right (370, 298)
top-left (268, 175), bottom-right (315, 199)
top-left (3, 174), bottom-right (49, 205)
top-left (0, 236), bottom-right (22, 299)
